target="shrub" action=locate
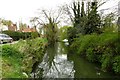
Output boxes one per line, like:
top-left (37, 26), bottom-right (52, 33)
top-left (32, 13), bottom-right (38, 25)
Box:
top-left (31, 32), bottom-right (39, 39)
top-left (2, 37), bottom-right (47, 77)
top-left (113, 56), bottom-right (120, 73)
top-left (100, 53), bottom-right (113, 71)
top-left (67, 27), bottom-right (78, 44)
top-left (2, 31), bottom-right (40, 41)
top-left (2, 45), bottom-right (22, 57)
top-left (18, 38), bottom-right (47, 74)
top-left (59, 26), bottom-right (69, 40)
top-left (86, 47), bottom-right (98, 62)
top-left (70, 32), bottom-right (120, 74)
top-left (71, 33), bottom-right (98, 56)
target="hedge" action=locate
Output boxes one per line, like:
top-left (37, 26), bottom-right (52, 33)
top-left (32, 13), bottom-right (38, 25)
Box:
top-left (2, 31), bottom-right (39, 41)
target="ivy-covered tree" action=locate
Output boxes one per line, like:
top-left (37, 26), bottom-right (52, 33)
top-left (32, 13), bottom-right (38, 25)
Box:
top-left (72, 1), bottom-right (81, 29)
top-left (67, 27), bottom-right (78, 44)
top-left (84, 2), bottom-right (101, 34)
top-left (80, 2), bottom-right (87, 34)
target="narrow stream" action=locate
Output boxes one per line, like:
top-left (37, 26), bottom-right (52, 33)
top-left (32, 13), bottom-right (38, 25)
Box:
top-left (31, 42), bottom-right (119, 78)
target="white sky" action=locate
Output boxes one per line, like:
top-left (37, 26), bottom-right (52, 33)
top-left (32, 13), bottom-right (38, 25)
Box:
top-left (0, 0), bottom-right (119, 26)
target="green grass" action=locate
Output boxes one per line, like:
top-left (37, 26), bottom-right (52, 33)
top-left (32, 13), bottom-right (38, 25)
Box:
top-left (1, 37), bottom-right (48, 78)
top-left (0, 56), bottom-right (2, 78)
top-left (2, 56), bottom-right (25, 78)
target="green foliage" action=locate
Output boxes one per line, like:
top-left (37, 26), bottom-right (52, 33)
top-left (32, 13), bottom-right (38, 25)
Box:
top-left (2, 56), bottom-right (24, 78)
top-left (67, 27), bottom-right (78, 44)
top-left (2, 38), bottom-right (48, 77)
top-left (18, 38), bottom-right (47, 75)
top-left (86, 47), bottom-right (96, 62)
top-left (117, 17), bottom-right (120, 32)
top-left (101, 53), bottom-right (112, 71)
top-left (69, 1), bottom-right (101, 34)
top-left (71, 33), bottom-right (98, 55)
top-left (72, 1), bottom-right (81, 28)
top-left (31, 32), bottom-right (39, 38)
top-left (113, 56), bottom-right (120, 73)
top-left (2, 45), bottom-right (24, 78)
top-left (70, 32), bottom-right (120, 74)
top-left (101, 13), bottom-right (117, 32)
top-left (36, 10), bottom-right (59, 45)
top-left (1, 19), bottom-right (13, 26)
top-left (2, 31), bottom-right (39, 41)
top-left (84, 2), bottom-right (101, 34)
top-left (19, 23), bottom-right (27, 30)
top-left (59, 26), bottom-right (69, 40)
top-left (45, 23), bottom-right (58, 45)
top-left (67, 1), bottom-right (102, 44)
top-left (102, 13), bottom-right (115, 28)
top-left (2, 45), bottom-right (22, 58)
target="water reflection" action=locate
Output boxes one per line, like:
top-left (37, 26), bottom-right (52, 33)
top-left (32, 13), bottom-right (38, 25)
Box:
top-left (31, 42), bottom-right (75, 78)
top-left (31, 42), bottom-right (118, 78)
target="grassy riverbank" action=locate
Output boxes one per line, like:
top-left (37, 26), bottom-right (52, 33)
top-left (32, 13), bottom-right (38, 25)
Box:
top-left (70, 32), bottom-right (120, 74)
top-left (1, 38), bottom-right (48, 78)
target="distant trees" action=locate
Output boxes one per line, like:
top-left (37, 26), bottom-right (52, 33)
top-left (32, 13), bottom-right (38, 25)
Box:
top-left (101, 13), bottom-right (117, 32)
top-left (0, 19), bottom-right (13, 26)
top-left (103, 13), bottom-right (115, 28)
top-left (19, 22), bottom-right (28, 30)
top-left (59, 26), bottom-right (70, 40)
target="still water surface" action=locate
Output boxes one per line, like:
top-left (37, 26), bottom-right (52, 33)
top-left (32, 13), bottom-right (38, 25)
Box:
top-left (31, 42), bottom-right (118, 78)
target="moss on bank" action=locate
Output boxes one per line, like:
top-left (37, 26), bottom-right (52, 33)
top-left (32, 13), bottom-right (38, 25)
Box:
top-left (1, 38), bottom-right (48, 78)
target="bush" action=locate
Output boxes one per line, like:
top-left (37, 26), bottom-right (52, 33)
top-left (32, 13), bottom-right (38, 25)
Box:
top-left (86, 47), bottom-right (96, 62)
top-left (2, 45), bottom-right (22, 58)
top-left (31, 32), bottom-right (39, 39)
top-left (70, 32), bottom-right (120, 74)
top-left (100, 53), bottom-right (112, 71)
top-left (67, 27), bottom-right (78, 44)
top-left (2, 38), bottom-right (47, 77)
top-left (113, 56), bottom-right (120, 73)
top-left (59, 26), bottom-right (69, 40)
top-left (14, 38), bottom-right (48, 75)
top-left (2, 31), bottom-right (39, 41)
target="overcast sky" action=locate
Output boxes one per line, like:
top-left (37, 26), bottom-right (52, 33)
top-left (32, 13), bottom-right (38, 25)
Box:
top-left (0, 0), bottom-right (119, 26)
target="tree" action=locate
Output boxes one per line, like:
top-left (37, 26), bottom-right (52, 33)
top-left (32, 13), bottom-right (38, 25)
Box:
top-left (19, 22), bottom-right (27, 30)
top-left (103, 13), bottom-right (115, 27)
top-left (100, 13), bottom-right (117, 32)
top-left (72, 1), bottom-right (81, 29)
top-left (67, 27), bottom-right (78, 44)
top-left (80, 1), bottom-right (87, 34)
top-left (1, 19), bottom-right (13, 26)
top-left (117, 17), bottom-right (120, 32)
top-left (84, 2), bottom-right (101, 34)
top-left (30, 8), bottom-right (63, 45)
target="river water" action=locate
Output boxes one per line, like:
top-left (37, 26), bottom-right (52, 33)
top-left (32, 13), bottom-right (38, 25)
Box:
top-left (31, 42), bottom-right (119, 78)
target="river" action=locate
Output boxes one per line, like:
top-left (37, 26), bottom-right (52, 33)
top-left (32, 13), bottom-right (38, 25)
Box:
top-left (31, 42), bottom-right (119, 78)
